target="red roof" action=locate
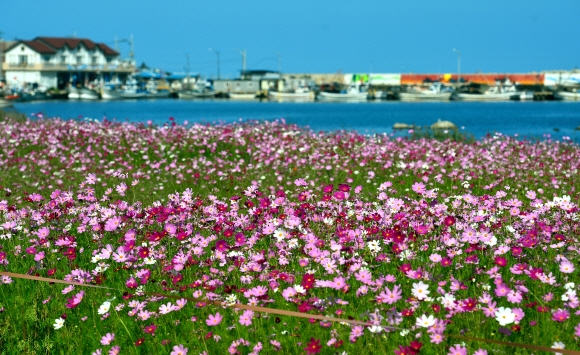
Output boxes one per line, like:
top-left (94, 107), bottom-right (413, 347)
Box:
top-left (7, 37), bottom-right (119, 56)
top-left (7, 40), bottom-right (56, 54)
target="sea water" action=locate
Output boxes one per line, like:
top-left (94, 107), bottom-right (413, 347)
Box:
top-left (12, 99), bottom-right (580, 141)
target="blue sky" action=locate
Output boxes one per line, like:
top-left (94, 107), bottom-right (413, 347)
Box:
top-left (2, 1), bottom-right (579, 78)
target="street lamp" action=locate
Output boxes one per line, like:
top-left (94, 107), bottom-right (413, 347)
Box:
top-left (209, 48), bottom-right (221, 79)
top-left (453, 48), bottom-right (461, 87)
top-left (274, 51), bottom-right (281, 73)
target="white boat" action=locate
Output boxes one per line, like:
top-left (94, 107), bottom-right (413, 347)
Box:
top-left (178, 78), bottom-right (215, 99)
top-left (178, 89), bottom-right (216, 99)
top-left (0, 99), bottom-right (13, 108)
top-left (146, 90), bottom-right (171, 99)
top-left (68, 87), bottom-right (99, 100)
top-left (554, 89), bottom-right (580, 101)
top-left (268, 87), bottom-right (314, 100)
top-left (102, 78), bottom-right (148, 99)
top-left (511, 91), bottom-right (535, 101)
top-left (229, 92), bottom-right (258, 99)
top-left (454, 80), bottom-right (520, 101)
top-left (399, 82), bottom-right (453, 101)
top-left (317, 84), bottom-right (368, 101)
top-left (101, 88), bottom-right (124, 100)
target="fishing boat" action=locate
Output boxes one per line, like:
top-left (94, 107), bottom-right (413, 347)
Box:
top-left (268, 87), bottom-right (315, 100)
top-left (554, 89), bottom-right (580, 101)
top-left (228, 92), bottom-right (258, 99)
top-left (511, 91), bottom-right (535, 101)
top-left (178, 89), bottom-right (216, 99)
top-left (178, 78), bottom-right (216, 99)
top-left (317, 84), bottom-right (368, 101)
top-left (454, 80), bottom-right (520, 101)
top-left (399, 82), bottom-right (453, 101)
top-left (145, 80), bottom-right (171, 99)
top-left (68, 87), bottom-right (100, 100)
top-left (102, 78), bottom-right (148, 99)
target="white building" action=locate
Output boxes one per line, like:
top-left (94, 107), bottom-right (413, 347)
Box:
top-left (2, 36), bottom-right (134, 89)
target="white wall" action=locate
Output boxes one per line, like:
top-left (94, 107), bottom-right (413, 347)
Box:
top-left (7, 70), bottom-right (41, 86)
top-left (6, 44), bottom-right (40, 64)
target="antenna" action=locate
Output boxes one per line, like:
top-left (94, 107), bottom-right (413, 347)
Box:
top-left (129, 34), bottom-right (134, 60)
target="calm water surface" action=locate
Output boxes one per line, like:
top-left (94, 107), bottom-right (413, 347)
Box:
top-left (13, 99), bottom-right (580, 140)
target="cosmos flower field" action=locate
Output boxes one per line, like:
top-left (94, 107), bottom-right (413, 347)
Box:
top-left (0, 114), bottom-right (579, 354)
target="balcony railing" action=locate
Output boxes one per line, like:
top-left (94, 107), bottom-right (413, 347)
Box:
top-left (2, 63), bottom-right (135, 72)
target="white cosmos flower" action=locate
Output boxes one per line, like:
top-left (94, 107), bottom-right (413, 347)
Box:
top-left (552, 341), bottom-right (565, 355)
top-left (415, 314), bottom-right (436, 328)
top-left (411, 281), bottom-right (430, 300)
top-left (53, 317), bottom-right (65, 329)
top-left (98, 301), bottom-right (111, 315)
top-left (368, 325), bottom-right (383, 333)
top-left (495, 307), bottom-right (515, 326)
top-left (564, 282), bottom-right (575, 290)
top-left (294, 285), bottom-right (306, 294)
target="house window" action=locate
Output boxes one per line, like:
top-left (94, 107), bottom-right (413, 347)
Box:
top-left (43, 55), bottom-right (51, 62)
top-left (76, 55), bottom-right (83, 64)
top-left (18, 55), bottom-right (28, 65)
top-left (61, 55), bottom-right (66, 63)
top-left (92, 56), bottom-right (98, 64)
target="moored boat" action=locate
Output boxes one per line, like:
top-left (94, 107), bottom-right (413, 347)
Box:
top-left (68, 87), bottom-right (99, 100)
top-left (399, 82), bottom-right (453, 101)
top-left (317, 84), bottom-right (368, 101)
top-left (554, 89), bottom-right (580, 101)
top-left (178, 89), bottom-right (216, 99)
top-left (454, 80), bottom-right (520, 101)
top-left (228, 92), bottom-right (258, 100)
top-left (0, 99), bottom-right (13, 108)
top-left (268, 87), bottom-right (315, 100)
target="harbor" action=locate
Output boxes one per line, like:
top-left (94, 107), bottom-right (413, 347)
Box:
top-left (1, 36), bottom-right (580, 104)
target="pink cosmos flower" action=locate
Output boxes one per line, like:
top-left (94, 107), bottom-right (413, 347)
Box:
top-left (206, 312), bottom-right (223, 326)
top-left (380, 284), bottom-right (402, 304)
top-left (108, 345), bottom-right (120, 355)
top-left (448, 344), bottom-right (467, 355)
top-left (560, 261), bottom-right (575, 274)
top-left (482, 301), bottom-right (497, 318)
top-left (495, 283), bottom-right (511, 297)
top-left (412, 182), bottom-right (426, 194)
top-left (170, 344), bottom-right (188, 355)
top-left (100, 333), bottom-right (115, 345)
top-left (239, 310), bottom-right (254, 326)
top-left (430, 333), bottom-right (444, 344)
top-left (104, 216), bottom-right (122, 231)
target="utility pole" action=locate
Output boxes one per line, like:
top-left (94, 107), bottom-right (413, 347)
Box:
top-left (453, 48), bottom-right (461, 88)
top-left (235, 49), bottom-right (246, 76)
top-left (209, 48), bottom-right (221, 79)
top-left (274, 51), bottom-right (281, 73)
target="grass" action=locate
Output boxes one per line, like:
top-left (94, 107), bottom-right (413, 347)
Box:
top-left (0, 116), bottom-right (579, 354)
